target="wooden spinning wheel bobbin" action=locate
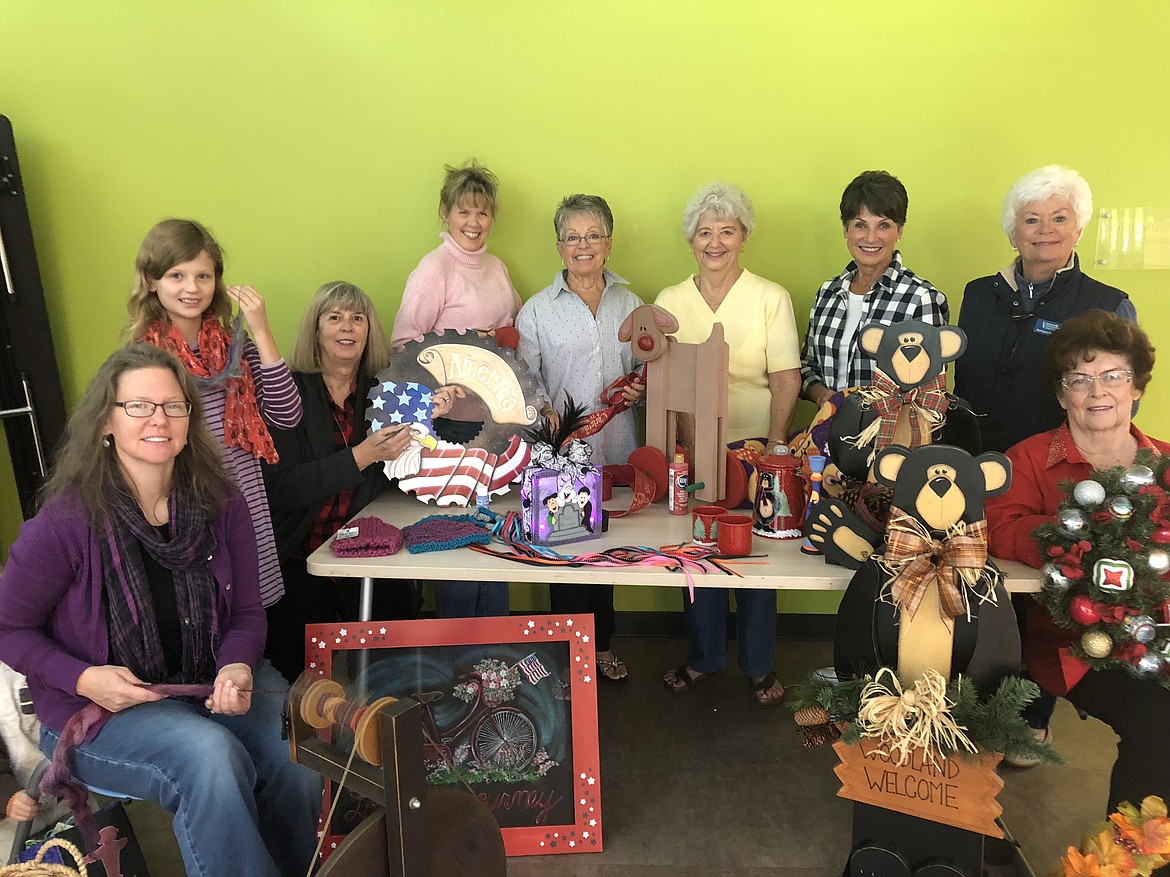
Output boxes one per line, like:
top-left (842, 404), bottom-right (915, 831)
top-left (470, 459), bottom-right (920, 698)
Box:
top-left (298, 678), bottom-right (399, 766)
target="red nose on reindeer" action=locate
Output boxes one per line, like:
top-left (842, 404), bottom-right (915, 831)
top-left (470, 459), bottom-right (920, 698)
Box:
top-left (638, 335), bottom-right (655, 352)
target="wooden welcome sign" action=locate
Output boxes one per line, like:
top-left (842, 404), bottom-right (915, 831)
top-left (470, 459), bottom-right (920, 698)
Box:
top-left (833, 738), bottom-right (1004, 838)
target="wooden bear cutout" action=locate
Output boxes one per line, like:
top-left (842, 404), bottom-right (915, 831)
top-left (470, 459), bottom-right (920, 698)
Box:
top-left (807, 321), bottom-right (982, 569)
top-left (832, 444), bottom-right (1019, 694)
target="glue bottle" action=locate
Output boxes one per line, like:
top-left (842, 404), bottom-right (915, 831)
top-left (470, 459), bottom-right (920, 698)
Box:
top-left (668, 453), bottom-right (689, 515)
top-left (476, 484), bottom-right (491, 511)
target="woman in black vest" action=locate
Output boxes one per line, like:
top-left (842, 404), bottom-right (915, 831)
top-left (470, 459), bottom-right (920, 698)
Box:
top-left (954, 165), bottom-right (1136, 762)
top-left (955, 166), bottom-right (1135, 454)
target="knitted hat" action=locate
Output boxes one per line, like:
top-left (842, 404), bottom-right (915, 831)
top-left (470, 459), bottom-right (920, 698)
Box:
top-left (402, 515), bottom-right (491, 554)
top-left (330, 516), bottom-right (404, 557)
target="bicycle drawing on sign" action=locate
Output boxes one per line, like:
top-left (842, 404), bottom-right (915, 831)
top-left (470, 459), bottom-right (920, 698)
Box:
top-left (411, 654), bottom-right (560, 784)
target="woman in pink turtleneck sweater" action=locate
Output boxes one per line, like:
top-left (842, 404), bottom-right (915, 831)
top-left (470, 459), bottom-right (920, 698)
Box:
top-left (391, 161), bottom-right (520, 348)
top-left (391, 161), bottom-right (520, 619)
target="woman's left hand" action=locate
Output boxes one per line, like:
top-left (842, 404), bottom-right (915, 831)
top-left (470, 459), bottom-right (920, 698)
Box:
top-left (206, 663), bottom-right (253, 716)
top-left (620, 376), bottom-right (645, 406)
top-left (431, 385), bottom-right (466, 419)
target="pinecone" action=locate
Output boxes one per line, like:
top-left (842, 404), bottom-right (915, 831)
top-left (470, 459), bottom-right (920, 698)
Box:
top-left (800, 722), bottom-right (843, 749)
top-left (793, 705), bottom-right (831, 727)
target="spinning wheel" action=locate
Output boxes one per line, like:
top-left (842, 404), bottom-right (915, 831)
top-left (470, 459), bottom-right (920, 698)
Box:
top-left (286, 674), bottom-right (506, 877)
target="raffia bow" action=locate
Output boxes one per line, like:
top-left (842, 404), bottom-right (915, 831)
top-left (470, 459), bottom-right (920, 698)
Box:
top-left (879, 508), bottom-right (990, 630)
top-left (846, 371), bottom-right (950, 464)
top-left (855, 667), bottom-right (977, 767)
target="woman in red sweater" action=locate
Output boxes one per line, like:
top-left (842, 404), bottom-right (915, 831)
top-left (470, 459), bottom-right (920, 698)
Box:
top-left (987, 310), bottom-right (1170, 817)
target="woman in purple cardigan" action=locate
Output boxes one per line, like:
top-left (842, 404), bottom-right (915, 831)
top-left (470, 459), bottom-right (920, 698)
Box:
top-left (0, 345), bottom-right (320, 877)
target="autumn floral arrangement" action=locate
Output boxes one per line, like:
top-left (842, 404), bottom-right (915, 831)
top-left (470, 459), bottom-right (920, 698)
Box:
top-left (1032, 452), bottom-right (1170, 684)
top-left (1057, 796), bottom-right (1170, 876)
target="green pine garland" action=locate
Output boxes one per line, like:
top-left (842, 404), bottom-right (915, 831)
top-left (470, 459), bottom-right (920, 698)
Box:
top-left (787, 670), bottom-right (1059, 766)
top-left (1031, 449), bottom-right (1170, 685)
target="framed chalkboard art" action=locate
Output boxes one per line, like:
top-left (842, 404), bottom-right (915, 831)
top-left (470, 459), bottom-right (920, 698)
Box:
top-left (304, 614), bottom-right (603, 857)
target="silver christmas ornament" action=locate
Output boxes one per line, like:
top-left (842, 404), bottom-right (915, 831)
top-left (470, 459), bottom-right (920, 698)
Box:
top-left (1058, 507), bottom-right (1090, 536)
top-left (1121, 465), bottom-right (1156, 494)
top-left (1073, 479), bottom-right (1107, 508)
top-left (1153, 638), bottom-right (1170, 667)
top-left (1127, 652), bottom-right (1164, 679)
top-left (1149, 550), bottom-right (1170, 575)
top-left (1042, 563), bottom-right (1071, 592)
top-left (1123, 614), bottom-right (1158, 644)
top-left (1108, 495), bottom-right (1134, 520)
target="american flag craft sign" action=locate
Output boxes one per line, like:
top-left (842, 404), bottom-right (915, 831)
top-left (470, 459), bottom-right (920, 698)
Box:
top-left (367, 333), bottom-right (544, 506)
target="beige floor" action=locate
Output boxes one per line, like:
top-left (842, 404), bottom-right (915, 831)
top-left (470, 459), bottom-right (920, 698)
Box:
top-left (114, 636), bottom-right (1114, 876)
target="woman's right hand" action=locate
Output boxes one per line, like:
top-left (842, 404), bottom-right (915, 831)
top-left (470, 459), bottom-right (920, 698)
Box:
top-left (352, 424), bottom-right (412, 470)
top-left (75, 666), bottom-right (165, 713)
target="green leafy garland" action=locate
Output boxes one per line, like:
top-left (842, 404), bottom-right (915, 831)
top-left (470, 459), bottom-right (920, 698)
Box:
top-left (787, 671), bottom-right (1059, 766)
top-left (1031, 450), bottom-right (1170, 685)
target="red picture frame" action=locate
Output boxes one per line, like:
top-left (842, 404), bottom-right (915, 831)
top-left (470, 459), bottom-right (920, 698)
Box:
top-left (304, 614), bottom-right (603, 857)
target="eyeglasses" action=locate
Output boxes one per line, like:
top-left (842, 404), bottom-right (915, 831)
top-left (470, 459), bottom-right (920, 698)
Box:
top-left (1060, 369), bottom-right (1134, 393)
top-left (115, 400), bottom-right (193, 418)
top-left (558, 233), bottom-right (609, 247)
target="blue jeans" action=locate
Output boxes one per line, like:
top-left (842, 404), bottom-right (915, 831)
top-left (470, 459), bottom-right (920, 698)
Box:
top-left (434, 579), bottom-right (510, 617)
top-left (683, 587), bottom-right (776, 679)
top-left (40, 661), bottom-right (321, 877)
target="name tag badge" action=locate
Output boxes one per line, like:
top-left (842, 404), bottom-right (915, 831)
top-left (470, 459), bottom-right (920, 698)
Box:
top-left (335, 526), bottom-right (359, 541)
top-left (1034, 319), bottom-right (1061, 336)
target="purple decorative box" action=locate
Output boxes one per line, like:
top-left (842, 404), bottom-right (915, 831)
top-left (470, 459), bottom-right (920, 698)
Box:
top-left (520, 465), bottom-right (602, 546)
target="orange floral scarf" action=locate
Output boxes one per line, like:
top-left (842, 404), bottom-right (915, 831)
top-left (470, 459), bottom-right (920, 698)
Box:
top-left (140, 314), bottom-right (278, 463)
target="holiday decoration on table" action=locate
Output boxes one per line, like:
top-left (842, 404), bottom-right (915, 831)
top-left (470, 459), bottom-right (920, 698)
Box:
top-left (1032, 451), bottom-right (1170, 686)
top-left (521, 398), bottom-right (602, 546)
top-left (1056, 796), bottom-right (1170, 876)
top-left (368, 332), bottom-right (543, 506)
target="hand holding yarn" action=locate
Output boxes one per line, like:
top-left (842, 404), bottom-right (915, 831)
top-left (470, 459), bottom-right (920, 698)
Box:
top-left (206, 662), bottom-right (253, 716)
top-left (75, 664), bottom-right (165, 713)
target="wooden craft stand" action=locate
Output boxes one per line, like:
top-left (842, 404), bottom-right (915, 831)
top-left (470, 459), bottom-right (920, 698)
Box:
top-left (645, 323), bottom-right (729, 503)
top-left (286, 676), bottom-right (505, 877)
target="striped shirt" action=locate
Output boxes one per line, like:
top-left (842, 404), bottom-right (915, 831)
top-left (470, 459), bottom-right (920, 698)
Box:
top-left (196, 341), bottom-right (302, 607)
top-left (799, 252), bottom-right (948, 396)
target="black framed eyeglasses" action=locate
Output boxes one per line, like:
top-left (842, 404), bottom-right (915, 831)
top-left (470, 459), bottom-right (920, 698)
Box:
top-left (114, 400), bottom-right (193, 418)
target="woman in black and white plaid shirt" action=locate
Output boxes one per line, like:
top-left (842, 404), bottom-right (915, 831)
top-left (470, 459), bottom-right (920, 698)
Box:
top-left (799, 171), bottom-right (949, 408)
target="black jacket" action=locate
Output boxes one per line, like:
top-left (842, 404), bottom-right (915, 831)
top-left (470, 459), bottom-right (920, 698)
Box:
top-left (263, 372), bottom-right (387, 563)
top-left (953, 255), bottom-right (1128, 453)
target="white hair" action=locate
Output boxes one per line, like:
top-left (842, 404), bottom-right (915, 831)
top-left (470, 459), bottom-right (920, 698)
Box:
top-left (1001, 165), bottom-right (1093, 240)
top-left (681, 182), bottom-right (755, 241)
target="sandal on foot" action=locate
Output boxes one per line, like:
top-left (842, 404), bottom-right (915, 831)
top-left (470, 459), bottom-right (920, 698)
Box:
top-left (751, 671), bottom-right (785, 705)
top-left (663, 663), bottom-right (707, 693)
top-left (598, 657), bottom-right (629, 683)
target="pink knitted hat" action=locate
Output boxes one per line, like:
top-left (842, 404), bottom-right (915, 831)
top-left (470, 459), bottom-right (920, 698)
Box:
top-left (331, 516), bottom-right (404, 557)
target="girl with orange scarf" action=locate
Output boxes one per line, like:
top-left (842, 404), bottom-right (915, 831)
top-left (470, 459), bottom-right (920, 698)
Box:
top-left (128, 219), bottom-right (302, 608)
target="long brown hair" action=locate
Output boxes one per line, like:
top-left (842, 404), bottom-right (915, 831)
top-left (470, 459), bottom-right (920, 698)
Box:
top-left (125, 219), bottom-right (232, 341)
top-left (41, 344), bottom-right (234, 521)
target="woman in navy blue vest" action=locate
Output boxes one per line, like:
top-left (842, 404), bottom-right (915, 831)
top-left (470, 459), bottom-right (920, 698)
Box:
top-left (955, 165), bottom-right (1136, 763)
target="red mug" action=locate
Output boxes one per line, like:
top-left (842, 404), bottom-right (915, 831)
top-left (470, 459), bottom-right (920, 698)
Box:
top-left (691, 505), bottom-right (724, 548)
top-left (716, 513), bottom-right (753, 556)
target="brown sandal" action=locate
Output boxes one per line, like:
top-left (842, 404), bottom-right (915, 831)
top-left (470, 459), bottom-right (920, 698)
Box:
top-left (751, 671), bottom-right (785, 705)
top-left (663, 663), bottom-right (707, 693)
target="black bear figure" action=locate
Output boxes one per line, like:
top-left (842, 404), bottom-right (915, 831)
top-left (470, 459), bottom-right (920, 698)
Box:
top-left (832, 444), bottom-right (1019, 696)
top-left (807, 321), bottom-right (982, 570)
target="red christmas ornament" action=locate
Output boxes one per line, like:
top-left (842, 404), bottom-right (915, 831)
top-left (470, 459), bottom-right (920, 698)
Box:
top-left (1152, 528), bottom-right (1170, 545)
top-left (1069, 595), bottom-right (1098, 625)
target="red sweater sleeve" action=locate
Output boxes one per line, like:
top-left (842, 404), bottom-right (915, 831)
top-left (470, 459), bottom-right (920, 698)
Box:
top-left (986, 436), bottom-right (1053, 569)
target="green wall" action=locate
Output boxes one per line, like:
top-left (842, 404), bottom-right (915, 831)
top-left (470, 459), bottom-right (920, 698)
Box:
top-left (3, 2), bottom-right (1168, 615)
